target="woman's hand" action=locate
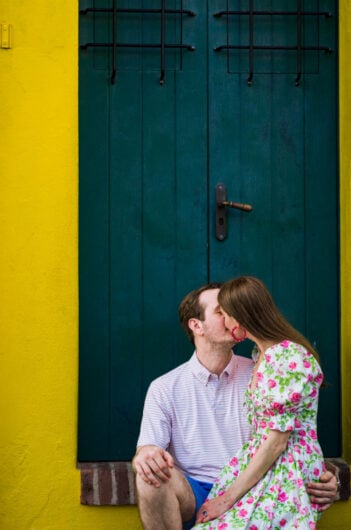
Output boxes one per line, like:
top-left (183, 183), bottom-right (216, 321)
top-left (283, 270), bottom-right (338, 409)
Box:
top-left (195, 494), bottom-right (233, 524)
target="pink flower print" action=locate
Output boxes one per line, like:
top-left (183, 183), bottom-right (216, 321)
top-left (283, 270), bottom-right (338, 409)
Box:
top-left (303, 360), bottom-right (311, 369)
top-left (281, 340), bottom-right (289, 348)
top-left (257, 372), bottom-right (263, 382)
top-left (268, 421), bottom-right (275, 428)
top-left (249, 526), bottom-right (259, 530)
top-left (289, 392), bottom-right (302, 404)
top-left (313, 467), bottom-right (320, 477)
top-left (236, 500), bottom-right (243, 507)
top-left (278, 492), bottom-right (288, 502)
top-left (267, 379), bottom-right (277, 388)
top-left (308, 523), bottom-right (316, 530)
top-left (260, 420), bottom-right (267, 428)
top-left (279, 519), bottom-right (287, 527)
top-left (299, 438), bottom-right (306, 447)
top-left (265, 510), bottom-right (274, 521)
top-left (298, 460), bottom-right (304, 470)
top-left (289, 361), bottom-right (297, 370)
top-left (309, 387), bottom-right (317, 398)
top-left (296, 478), bottom-right (304, 488)
top-left (288, 453), bottom-right (294, 463)
top-left (315, 373), bottom-right (324, 384)
top-left (230, 456), bottom-right (238, 466)
top-left (247, 496), bottom-right (254, 504)
top-left (218, 490), bottom-right (226, 496)
top-left (238, 509), bottom-right (248, 518)
top-left (306, 444), bottom-right (312, 454)
top-left (294, 418), bottom-right (301, 428)
top-left (288, 471), bottom-right (293, 479)
top-left (265, 354), bottom-right (271, 363)
top-left (307, 373), bottom-right (313, 382)
top-left (218, 523), bottom-right (228, 530)
top-left (272, 402), bottom-right (285, 414)
top-left (298, 429), bottom-right (306, 436)
top-left (309, 429), bottom-right (317, 440)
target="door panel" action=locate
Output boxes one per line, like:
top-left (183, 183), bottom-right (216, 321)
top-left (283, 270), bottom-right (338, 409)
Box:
top-left (108, 71), bottom-right (209, 456)
top-left (208, 0), bottom-right (339, 452)
top-left (79, 0), bottom-right (339, 460)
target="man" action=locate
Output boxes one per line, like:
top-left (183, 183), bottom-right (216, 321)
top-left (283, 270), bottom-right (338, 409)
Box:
top-left (132, 283), bottom-right (337, 530)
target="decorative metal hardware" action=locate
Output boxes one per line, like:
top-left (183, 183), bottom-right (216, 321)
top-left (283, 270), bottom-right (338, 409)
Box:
top-left (80, 7), bottom-right (196, 16)
top-left (221, 200), bottom-right (253, 212)
top-left (213, 1), bottom-right (333, 86)
top-left (215, 184), bottom-right (253, 241)
top-left (79, 3), bottom-right (196, 85)
top-left (213, 10), bottom-right (332, 18)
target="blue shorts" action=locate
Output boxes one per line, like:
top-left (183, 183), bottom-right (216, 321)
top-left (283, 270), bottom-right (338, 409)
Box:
top-left (182, 475), bottom-right (213, 530)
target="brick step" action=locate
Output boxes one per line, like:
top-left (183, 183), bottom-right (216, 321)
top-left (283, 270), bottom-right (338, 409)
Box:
top-left (79, 458), bottom-right (350, 506)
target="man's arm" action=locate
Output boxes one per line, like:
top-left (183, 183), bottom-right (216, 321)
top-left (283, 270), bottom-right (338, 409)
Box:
top-left (133, 378), bottom-right (174, 487)
top-left (307, 470), bottom-right (338, 511)
top-left (132, 444), bottom-right (174, 487)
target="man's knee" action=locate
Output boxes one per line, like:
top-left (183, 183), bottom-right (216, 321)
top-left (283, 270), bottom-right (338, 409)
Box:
top-left (136, 474), bottom-right (172, 504)
top-left (136, 474), bottom-right (185, 530)
top-left (135, 471), bottom-right (193, 510)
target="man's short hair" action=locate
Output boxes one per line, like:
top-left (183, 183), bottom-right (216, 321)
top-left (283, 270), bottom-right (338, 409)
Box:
top-left (178, 282), bottom-right (223, 344)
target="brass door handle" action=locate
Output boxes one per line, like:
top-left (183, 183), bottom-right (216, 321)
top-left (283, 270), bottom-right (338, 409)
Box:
top-left (215, 183), bottom-right (253, 241)
top-left (221, 200), bottom-right (253, 212)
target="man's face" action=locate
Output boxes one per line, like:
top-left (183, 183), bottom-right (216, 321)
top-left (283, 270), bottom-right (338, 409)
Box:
top-left (198, 289), bottom-right (235, 346)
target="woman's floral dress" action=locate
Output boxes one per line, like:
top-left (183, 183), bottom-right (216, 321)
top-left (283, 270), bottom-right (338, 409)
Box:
top-left (193, 340), bottom-right (325, 530)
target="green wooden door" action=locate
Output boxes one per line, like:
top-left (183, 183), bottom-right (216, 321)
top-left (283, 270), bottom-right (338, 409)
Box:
top-left (79, 0), bottom-right (339, 461)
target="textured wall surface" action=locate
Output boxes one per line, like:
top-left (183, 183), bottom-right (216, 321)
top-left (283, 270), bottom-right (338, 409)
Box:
top-left (0, 1), bottom-right (349, 528)
top-left (0, 1), bottom-right (139, 528)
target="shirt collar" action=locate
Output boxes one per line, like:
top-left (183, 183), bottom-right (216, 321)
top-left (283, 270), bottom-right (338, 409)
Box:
top-left (189, 351), bottom-right (237, 385)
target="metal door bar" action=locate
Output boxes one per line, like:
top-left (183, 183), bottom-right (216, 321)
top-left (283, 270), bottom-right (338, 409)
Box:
top-left (80, 3), bottom-right (196, 84)
top-left (214, 11), bottom-right (332, 18)
top-left (214, 2), bottom-right (333, 85)
top-left (80, 7), bottom-right (196, 16)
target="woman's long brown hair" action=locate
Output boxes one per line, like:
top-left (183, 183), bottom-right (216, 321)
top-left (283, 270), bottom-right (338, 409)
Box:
top-left (218, 276), bottom-right (320, 363)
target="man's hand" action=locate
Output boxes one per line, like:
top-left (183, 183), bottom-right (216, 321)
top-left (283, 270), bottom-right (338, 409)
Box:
top-left (132, 445), bottom-right (174, 488)
top-left (307, 470), bottom-right (338, 511)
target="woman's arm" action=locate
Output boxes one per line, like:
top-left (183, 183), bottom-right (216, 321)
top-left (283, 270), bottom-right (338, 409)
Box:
top-left (196, 429), bottom-right (291, 524)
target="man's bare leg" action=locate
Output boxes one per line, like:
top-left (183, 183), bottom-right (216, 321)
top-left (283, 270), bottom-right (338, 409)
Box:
top-left (136, 467), bottom-right (196, 530)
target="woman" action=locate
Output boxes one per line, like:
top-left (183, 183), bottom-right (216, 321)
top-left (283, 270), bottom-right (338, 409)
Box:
top-left (193, 276), bottom-right (325, 530)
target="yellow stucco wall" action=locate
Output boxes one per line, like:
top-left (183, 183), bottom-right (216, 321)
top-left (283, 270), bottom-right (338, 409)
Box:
top-left (0, 1), bottom-right (349, 528)
top-left (0, 1), bottom-right (140, 528)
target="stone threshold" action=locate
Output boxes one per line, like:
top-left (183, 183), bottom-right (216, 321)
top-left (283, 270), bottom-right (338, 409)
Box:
top-left (79, 458), bottom-right (350, 506)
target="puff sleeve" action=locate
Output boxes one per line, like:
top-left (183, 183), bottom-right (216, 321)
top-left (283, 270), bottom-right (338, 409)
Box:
top-left (257, 341), bottom-right (323, 433)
